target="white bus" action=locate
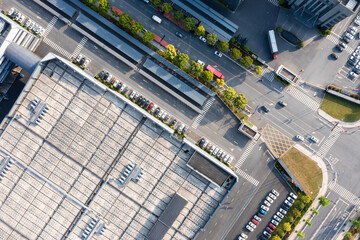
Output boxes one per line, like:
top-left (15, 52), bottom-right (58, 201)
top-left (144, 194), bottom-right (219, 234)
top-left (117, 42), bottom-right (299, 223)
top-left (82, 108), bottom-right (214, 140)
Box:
top-left (268, 30), bottom-right (278, 59)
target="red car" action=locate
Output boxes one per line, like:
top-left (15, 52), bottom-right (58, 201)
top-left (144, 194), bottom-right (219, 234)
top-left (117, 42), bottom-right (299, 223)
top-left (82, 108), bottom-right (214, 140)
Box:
top-left (266, 227), bottom-right (273, 234)
top-left (251, 219), bottom-right (259, 225)
top-left (269, 223), bottom-right (276, 230)
top-left (147, 102), bottom-right (154, 110)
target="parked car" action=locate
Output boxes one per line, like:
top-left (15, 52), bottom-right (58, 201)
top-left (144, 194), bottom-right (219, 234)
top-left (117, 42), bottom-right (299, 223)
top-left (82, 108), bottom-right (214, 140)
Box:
top-left (143, 100), bottom-right (150, 108)
top-left (259, 209), bottom-right (267, 215)
top-left (169, 119), bottom-right (177, 127)
top-left (122, 86), bottom-right (129, 94)
top-left (216, 149), bottom-right (223, 158)
top-left (147, 102), bottom-right (154, 110)
top-left (154, 107), bottom-right (161, 115)
top-left (337, 42), bottom-right (346, 52)
top-left (271, 219), bottom-right (279, 226)
top-left (248, 222), bottom-right (256, 229)
top-left (220, 151), bottom-right (227, 159)
top-left (214, 51), bottom-right (223, 58)
top-left (278, 101), bottom-right (287, 107)
top-left (295, 135), bottom-right (305, 141)
top-left (348, 27), bottom-right (357, 36)
top-left (273, 215), bottom-right (282, 222)
top-left (310, 136), bottom-right (319, 143)
top-left (251, 219), bottom-right (259, 225)
top-left (240, 233), bottom-right (248, 239)
top-left (209, 145), bottom-right (216, 153)
top-left (199, 36), bottom-right (207, 43)
top-left (284, 200), bottom-right (293, 207)
top-left (290, 192), bottom-right (298, 199)
top-left (349, 71), bottom-right (358, 79)
top-left (266, 227), bottom-right (273, 234)
top-left (261, 205), bottom-right (269, 211)
top-left (129, 91), bottom-right (137, 100)
top-left (269, 192), bottom-right (277, 200)
top-left (175, 32), bottom-right (183, 38)
top-left (276, 212), bottom-right (284, 219)
top-left (160, 111), bottom-right (167, 120)
top-left (330, 53), bottom-right (338, 60)
top-left (76, 54), bottom-right (83, 63)
top-left (19, 15), bottom-right (25, 23)
top-left (197, 59), bottom-right (205, 66)
top-left (113, 80), bottom-right (120, 88)
top-left (213, 147), bottom-right (219, 155)
top-left (287, 197), bottom-right (295, 204)
top-left (227, 156), bottom-right (233, 164)
top-left (282, 204), bottom-right (290, 211)
top-left (224, 154), bottom-right (230, 163)
top-left (28, 22), bottom-right (35, 30)
top-left (177, 124), bottom-right (185, 132)
top-left (264, 200), bottom-right (271, 207)
top-left (269, 223), bottom-right (277, 230)
top-left (246, 225), bottom-right (254, 232)
top-left (8, 8), bottom-right (15, 16)
top-left (25, 19), bottom-right (32, 28)
top-left (272, 189), bottom-right (279, 196)
top-left (263, 231), bottom-right (271, 238)
top-left (261, 106), bottom-right (270, 113)
top-left (15, 12), bottom-right (22, 21)
top-left (181, 127), bottom-right (188, 135)
top-left (254, 215), bottom-right (262, 222)
top-left (164, 114), bottom-right (170, 122)
top-left (82, 59), bottom-right (90, 68)
top-left (279, 208), bottom-right (287, 215)
top-left (354, 16), bottom-right (360, 26)
top-left (266, 196), bottom-right (274, 204)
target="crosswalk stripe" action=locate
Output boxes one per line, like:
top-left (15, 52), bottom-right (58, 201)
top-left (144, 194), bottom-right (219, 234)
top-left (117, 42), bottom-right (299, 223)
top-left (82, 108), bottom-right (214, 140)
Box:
top-left (262, 68), bottom-right (275, 82)
top-left (71, 36), bottom-right (88, 58)
top-left (236, 168), bottom-right (259, 186)
top-left (317, 127), bottom-right (342, 157)
top-left (43, 16), bottom-right (57, 38)
top-left (268, 0), bottom-right (279, 7)
top-left (286, 85), bottom-right (320, 111)
top-left (235, 141), bottom-right (256, 169)
top-left (43, 37), bottom-right (72, 59)
top-left (326, 34), bottom-right (353, 54)
top-left (328, 180), bottom-right (360, 206)
top-left (192, 98), bottom-right (215, 129)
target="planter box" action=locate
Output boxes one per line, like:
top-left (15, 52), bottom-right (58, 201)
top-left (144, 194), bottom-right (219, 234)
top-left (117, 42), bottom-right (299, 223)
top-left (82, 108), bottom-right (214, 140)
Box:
top-left (326, 88), bottom-right (360, 105)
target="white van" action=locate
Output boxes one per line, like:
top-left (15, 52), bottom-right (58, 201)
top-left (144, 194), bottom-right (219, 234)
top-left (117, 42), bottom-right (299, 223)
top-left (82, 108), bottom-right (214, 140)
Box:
top-left (152, 15), bottom-right (162, 24)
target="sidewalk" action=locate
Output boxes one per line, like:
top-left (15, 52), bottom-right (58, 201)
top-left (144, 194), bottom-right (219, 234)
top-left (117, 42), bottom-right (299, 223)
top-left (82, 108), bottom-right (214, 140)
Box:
top-left (288, 144), bottom-right (329, 240)
top-left (318, 109), bottom-right (360, 128)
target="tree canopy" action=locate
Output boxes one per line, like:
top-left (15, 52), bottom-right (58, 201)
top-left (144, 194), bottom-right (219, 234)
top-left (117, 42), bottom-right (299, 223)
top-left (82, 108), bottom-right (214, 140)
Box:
top-left (223, 87), bottom-right (237, 100)
top-left (240, 56), bottom-right (253, 68)
top-left (233, 93), bottom-right (247, 109)
top-left (319, 196), bottom-right (330, 207)
top-left (162, 3), bottom-right (173, 14)
top-left (254, 66), bottom-right (263, 75)
top-left (283, 222), bottom-right (291, 232)
top-left (151, 0), bottom-right (161, 7)
top-left (184, 17), bottom-right (196, 31)
top-left (217, 41), bottom-right (229, 52)
top-left (216, 78), bottom-right (225, 88)
top-left (98, 0), bottom-right (110, 15)
top-left (195, 25), bottom-right (205, 36)
top-left (201, 70), bottom-right (213, 82)
top-left (165, 44), bottom-right (177, 60)
top-left (207, 33), bottom-right (218, 46)
top-left (230, 48), bottom-right (242, 60)
top-left (130, 22), bottom-right (144, 35)
top-left (174, 11), bottom-right (184, 21)
top-left (174, 53), bottom-right (189, 68)
top-left (119, 13), bottom-right (132, 28)
top-left (142, 31), bottom-right (155, 43)
top-left (188, 61), bottom-right (203, 78)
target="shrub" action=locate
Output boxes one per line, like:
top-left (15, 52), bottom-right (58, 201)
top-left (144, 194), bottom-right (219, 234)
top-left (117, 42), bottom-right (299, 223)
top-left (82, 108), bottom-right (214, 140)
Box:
top-left (151, 0), bottom-right (161, 7)
top-left (298, 41), bottom-right (305, 48)
top-left (306, 219), bottom-right (312, 226)
top-left (277, 229), bottom-right (285, 237)
top-left (276, 26), bottom-right (283, 33)
top-left (174, 11), bottom-right (184, 21)
top-left (297, 231), bottom-right (305, 239)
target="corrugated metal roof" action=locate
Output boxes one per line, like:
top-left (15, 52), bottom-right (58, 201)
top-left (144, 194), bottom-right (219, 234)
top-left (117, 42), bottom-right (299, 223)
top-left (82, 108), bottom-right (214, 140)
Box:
top-left (47, 0), bottom-right (77, 17)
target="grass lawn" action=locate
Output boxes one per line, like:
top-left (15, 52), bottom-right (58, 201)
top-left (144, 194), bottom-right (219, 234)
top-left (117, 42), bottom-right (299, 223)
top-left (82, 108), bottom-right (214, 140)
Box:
top-left (320, 93), bottom-right (360, 122)
top-left (282, 148), bottom-right (322, 199)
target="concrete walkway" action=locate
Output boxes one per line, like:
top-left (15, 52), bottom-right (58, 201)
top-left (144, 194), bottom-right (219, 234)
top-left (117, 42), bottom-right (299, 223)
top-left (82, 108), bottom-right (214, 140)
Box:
top-left (318, 109), bottom-right (360, 129)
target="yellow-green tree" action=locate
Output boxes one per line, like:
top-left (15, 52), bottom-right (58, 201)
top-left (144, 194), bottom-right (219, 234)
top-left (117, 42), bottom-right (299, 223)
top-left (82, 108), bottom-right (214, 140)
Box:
top-left (254, 66), bottom-right (263, 75)
top-left (283, 222), bottom-right (291, 232)
top-left (216, 78), bottom-right (224, 88)
top-left (195, 25), bottom-right (205, 36)
top-left (165, 44), bottom-right (177, 60)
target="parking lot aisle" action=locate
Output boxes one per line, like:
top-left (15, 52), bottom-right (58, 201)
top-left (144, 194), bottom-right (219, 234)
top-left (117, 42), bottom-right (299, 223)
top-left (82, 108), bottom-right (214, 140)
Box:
top-left (72, 37), bottom-right (88, 58)
top-left (317, 127), bottom-right (342, 157)
top-left (191, 97), bottom-right (215, 129)
top-left (43, 16), bottom-right (58, 38)
top-left (328, 180), bottom-right (360, 206)
top-left (236, 168), bottom-right (259, 186)
top-left (286, 85), bottom-right (320, 111)
top-left (235, 141), bottom-right (256, 169)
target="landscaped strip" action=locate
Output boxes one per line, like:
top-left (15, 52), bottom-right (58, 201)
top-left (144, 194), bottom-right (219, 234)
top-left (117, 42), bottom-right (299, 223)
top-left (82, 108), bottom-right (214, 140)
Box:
top-left (321, 92), bottom-right (360, 122)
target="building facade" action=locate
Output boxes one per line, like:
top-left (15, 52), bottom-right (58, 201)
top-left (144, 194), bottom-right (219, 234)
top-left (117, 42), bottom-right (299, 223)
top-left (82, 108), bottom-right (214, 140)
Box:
top-left (287, 0), bottom-right (358, 29)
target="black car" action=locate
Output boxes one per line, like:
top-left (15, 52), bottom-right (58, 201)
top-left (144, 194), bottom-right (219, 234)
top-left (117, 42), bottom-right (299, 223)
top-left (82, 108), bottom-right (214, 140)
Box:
top-left (169, 119), bottom-right (177, 127)
top-left (154, 107), bottom-right (161, 115)
top-left (98, 70), bottom-right (105, 79)
top-left (181, 127), bottom-right (188, 135)
top-left (282, 204), bottom-right (290, 211)
top-left (330, 53), bottom-right (338, 60)
top-left (116, 82), bottom-right (122, 90)
top-left (103, 72), bottom-right (109, 80)
top-left (137, 96), bottom-right (143, 104)
top-left (140, 98), bottom-right (146, 106)
top-left (261, 106), bottom-right (270, 113)
top-left (144, 100), bottom-right (150, 108)
top-left (175, 31), bottom-right (183, 38)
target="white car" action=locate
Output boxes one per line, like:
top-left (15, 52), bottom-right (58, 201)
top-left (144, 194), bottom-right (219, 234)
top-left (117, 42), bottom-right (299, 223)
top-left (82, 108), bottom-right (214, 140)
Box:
top-left (271, 219), bottom-right (279, 226)
top-left (266, 196), bottom-right (274, 204)
top-left (112, 80), bottom-right (120, 88)
top-left (284, 200), bottom-right (293, 207)
top-left (209, 145), bottom-right (216, 153)
top-left (348, 27), bottom-right (357, 36)
top-left (264, 200), bottom-right (271, 207)
top-left (310, 136), bottom-right (319, 143)
top-left (76, 54), bottom-right (83, 63)
top-left (214, 51), bottom-right (223, 58)
top-left (273, 215), bottom-right (282, 222)
top-left (355, 17), bottom-right (360, 26)
top-left (197, 59), bottom-right (205, 66)
top-left (261, 205), bottom-right (269, 211)
top-left (287, 197), bottom-right (295, 204)
top-left (82, 59), bottom-right (90, 68)
top-left (8, 8), bottom-right (15, 16)
top-left (15, 12), bottom-right (22, 21)
top-left (240, 233), bottom-right (248, 239)
top-left (269, 192), bottom-right (277, 200)
top-left (199, 36), bottom-right (207, 43)
top-left (290, 192), bottom-right (298, 199)
top-left (19, 15), bottom-right (25, 23)
top-left (224, 154), bottom-right (230, 163)
top-left (295, 135), bottom-right (304, 141)
top-left (227, 156), bottom-right (233, 164)
top-left (246, 225), bottom-right (254, 232)
top-left (106, 74), bottom-right (113, 83)
top-left (33, 24), bottom-right (39, 33)
top-left (25, 19), bottom-right (32, 28)
top-left (28, 22), bottom-right (35, 30)
top-left (272, 189), bottom-right (279, 197)
top-left (276, 212), bottom-right (284, 219)
top-left (39, 27), bottom-right (45, 37)
top-left (213, 147), bottom-right (219, 155)
top-left (279, 208), bottom-right (287, 215)
top-left (254, 215), bottom-right (262, 222)
top-left (248, 222), bottom-right (256, 229)
top-left (216, 149), bottom-right (223, 158)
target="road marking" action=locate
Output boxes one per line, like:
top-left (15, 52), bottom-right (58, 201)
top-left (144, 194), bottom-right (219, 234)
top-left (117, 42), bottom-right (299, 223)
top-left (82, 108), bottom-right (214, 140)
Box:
top-left (317, 127), bottom-right (342, 157)
top-left (286, 85), bottom-right (320, 111)
top-left (71, 36), bottom-right (88, 59)
top-left (43, 16), bottom-right (57, 38)
top-left (43, 37), bottom-right (72, 59)
top-left (191, 98), bottom-right (215, 129)
top-left (236, 168), bottom-right (259, 186)
top-left (235, 141), bottom-right (256, 169)
top-left (328, 180), bottom-right (360, 206)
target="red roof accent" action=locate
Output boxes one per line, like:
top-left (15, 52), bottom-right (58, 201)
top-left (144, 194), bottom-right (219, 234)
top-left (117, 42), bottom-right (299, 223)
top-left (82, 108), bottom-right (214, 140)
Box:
top-left (112, 6), bottom-right (123, 16)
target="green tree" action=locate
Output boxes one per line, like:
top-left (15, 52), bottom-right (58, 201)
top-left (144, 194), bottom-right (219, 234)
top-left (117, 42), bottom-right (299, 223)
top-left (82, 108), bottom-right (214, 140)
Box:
top-left (293, 209), bottom-right (301, 218)
top-left (151, 0), bottom-right (161, 7)
top-left (174, 53), bottom-right (189, 68)
top-left (142, 31), bottom-right (155, 43)
top-left (112, 11), bottom-right (119, 17)
top-left (184, 17), bottom-right (196, 31)
top-left (201, 70), bottom-right (213, 82)
top-left (345, 232), bottom-right (352, 238)
top-left (195, 25), bottom-right (205, 36)
top-left (223, 87), bottom-right (237, 100)
top-left (254, 66), bottom-right (263, 75)
top-left (162, 3), bottom-right (173, 14)
top-left (98, 0), bottom-right (111, 15)
top-left (216, 78), bottom-right (225, 88)
top-left (283, 222), bottom-right (291, 232)
top-left (319, 196), bottom-right (330, 207)
top-left (165, 44), bottom-right (177, 60)
top-left (301, 195), bottom-right (311, 203)
top-left (217, 40), bottom-right (229, 52)
top-left (130, 22), bottom-right (144, 35)
top-left (119, 13), bottom-right (132, 28)
top-left (296, 202), bottom-right (305, 210)
top-left (207, 33), bottom-right (218, 46)
top-left (188, 61), bottom-right (203, 78)
top-left (285, 216), bottom-right (294, 223)
top-left (240, 56), bottom-right (253, 68)
top-left (270, 236), bottom-right (281, 240)
top-left (297, 231), bottom-right (305, 239)
top-left (85, 0), bottom-right (96, 4)
top-left (230, 48), bottom-right (242, 60)
top-left (311, 208), bottom-right (319, 215)
top-left (277, 230), bottom-right (285, 237)
top-left (174, 11), bottom-right (184, 21)
top-left (299, 41), bottom-right (305, 48)
top-left (233, 93), bottom-right (247, 109)
top-left (351, 219), bottom-right (360, 228)
top-left (306, 219), bottom-right (312, 226)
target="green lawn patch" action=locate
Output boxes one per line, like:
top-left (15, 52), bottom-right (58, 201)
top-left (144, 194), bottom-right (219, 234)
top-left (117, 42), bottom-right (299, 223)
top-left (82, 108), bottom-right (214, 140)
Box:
top-left (282, 148), bottom-right (322, 199)
top-left (320, 93), bottom-right (360, 122)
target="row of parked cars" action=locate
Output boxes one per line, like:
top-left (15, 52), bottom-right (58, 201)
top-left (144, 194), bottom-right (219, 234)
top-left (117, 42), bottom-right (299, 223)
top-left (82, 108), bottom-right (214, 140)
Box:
top-left (75, 54), bottom-right (91, 69)
top-left (260, 192), bottom-right (298, 240)
top-left (8, 8), bottom-right (45, 36)
top-left (97, 70), bottom-right (188, 134)
top-left (198, 137), bottom-right (233, 164)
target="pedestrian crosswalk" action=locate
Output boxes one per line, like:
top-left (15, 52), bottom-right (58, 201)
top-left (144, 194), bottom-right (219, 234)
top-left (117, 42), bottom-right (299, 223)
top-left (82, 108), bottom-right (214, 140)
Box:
top-left (43, 37), bottom-right (72, 59)
top-left (286, 85), bottom-right (320, 111)
top-left (43, 16), bottom-right (58, 38)
top-left (72, 37), bottom-right (88, 59)
top-left (262, 68), bottom-right (275, 82)
top-left (235, 141), bottom-right (256, 169)
top-left (268, 0), bottom-right (279, 7)
top-left (317, 127), bottom-right (342, 157)
top-left (328, 180), bottom-right (360, 206)
top-left (191, 98), bottom-right (215, 129)
top-left (236, 168), bottom-right (259, 186)
top-left (326, 34), bottom-right (353, 54)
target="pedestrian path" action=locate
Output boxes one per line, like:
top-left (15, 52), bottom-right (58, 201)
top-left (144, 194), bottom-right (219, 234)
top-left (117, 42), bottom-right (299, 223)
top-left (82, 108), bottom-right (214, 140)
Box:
top-left (72, 37), bottom-right (88, 59)
top-left (326, 34), bottom-right (353, 54)
top-left (191, 98), bottom-right (215, 129)
top-left (268, 0), bottom-right (279, 7)
top-left (235, 141), bottom-right (256, 169)
top-left (43, 16), bottom-right (58, 38)
top-left (286, 85), bottom-right (320, 111)
top-left (236, 168), bottom-right (259, 186)
top-left (262, 68), bottom-right (275, 82)
top-left (317, 127), bottom-right (342, 157)
top-left (328, 180), bottom-right (360, 206)
top-left (43, 37), bottom-right (72, 59)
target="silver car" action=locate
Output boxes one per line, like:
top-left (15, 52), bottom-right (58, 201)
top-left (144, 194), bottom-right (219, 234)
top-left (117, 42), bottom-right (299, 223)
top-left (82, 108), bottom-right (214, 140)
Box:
top-left (213, 147), bottom-right (219, 155)
top-left (8, 8), bottom-right (15, 16)
top-left (273, 215), bottom-right (282, 222)
top-left (264, 200), bottom-right (271, 207)
top-left (253, 215), bottom-right (261, 222)
top-left (276, 211), bottom-right (284, 219)
top-left (25, 19), bottom-right (32, 28)
top-left (269, 192), bottom-right (277, 200)
top-left (216, 149), bottom-right (223, 158)
top-left (266, 196), bottom-right (274, 204)
top-left (245, 225), bottom-right (254, 232)
top-left (209, 145), bottom-right (216, 153)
